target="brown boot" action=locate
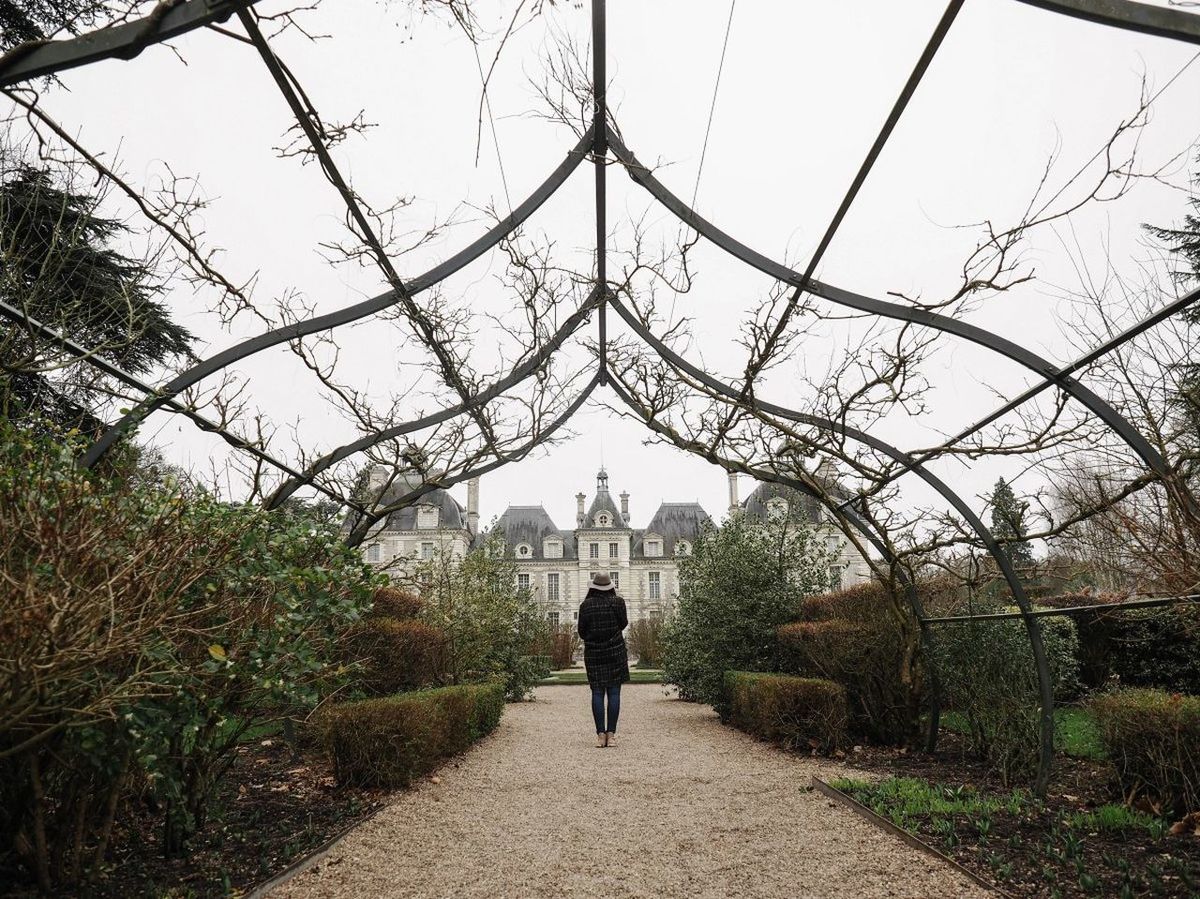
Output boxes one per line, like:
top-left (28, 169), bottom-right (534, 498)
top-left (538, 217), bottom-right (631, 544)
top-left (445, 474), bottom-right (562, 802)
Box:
top-left (606, 732), bottom-right (617, 747)
top-left (595, 732), bottom-right (606, 748)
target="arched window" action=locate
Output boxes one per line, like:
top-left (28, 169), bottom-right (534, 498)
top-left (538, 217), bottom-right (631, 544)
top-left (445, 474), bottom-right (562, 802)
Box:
top-left (516, 543), bottom-right (532, 558)
top-left (596, 512), bottom-right (611, 527)
top-left (676, 540), bottom-right (691, 556)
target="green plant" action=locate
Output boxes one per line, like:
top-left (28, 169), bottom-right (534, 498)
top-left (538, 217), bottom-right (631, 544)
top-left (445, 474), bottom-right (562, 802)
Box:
top-left (928, 599), bottom-right (1081, 784)
top-left (343, 618), bottom-right (448, 694)
top-left (368, 585), bottom-right (423, 620)
top-left (662, 513), bottom-right (835, 706)
top-left (778, 580), bottom-right (923, 745)
top-left (317, 684), bottom-right (505, 788)
top-left (408, 535), bottom-right (548, 700)
top-left (627, 617), bottom-right (665, 669)
top-left (1089, 687), bottom-right (1200, 814)
top-left (722, 672), bottom-right (848, 753)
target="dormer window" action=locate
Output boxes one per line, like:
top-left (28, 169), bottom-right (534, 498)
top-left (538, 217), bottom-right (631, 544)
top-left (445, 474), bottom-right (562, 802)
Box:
top-left (596, 512), bottom-right (611, 527)
top-left (544, 539), bottom-right (563, 559)
top-left (417, 505), bottom-right (439, 529)
top-left (646, 539), bottom-right (662, 557)
top-left (516, 543), bottom-right (532, 558)
top-left (676, 541), bottom-right (691, 556)
top-left (767, 497), bottom-right (789, 519)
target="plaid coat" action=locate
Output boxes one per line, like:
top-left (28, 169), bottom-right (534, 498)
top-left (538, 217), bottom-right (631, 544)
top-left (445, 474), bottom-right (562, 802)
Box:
top-left (577, 591), bottom-right (630, 688)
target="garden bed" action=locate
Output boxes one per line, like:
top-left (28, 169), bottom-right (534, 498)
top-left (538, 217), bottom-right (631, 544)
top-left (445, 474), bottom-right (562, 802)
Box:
top-left (836, 733), bottom-right (1199, 897)
top-left (77, 735), bottom-right (390, 898)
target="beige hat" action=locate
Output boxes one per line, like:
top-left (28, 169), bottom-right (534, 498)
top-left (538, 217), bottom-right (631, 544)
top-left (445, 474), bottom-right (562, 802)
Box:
top-left (589, 573), bottom-right (616, 592)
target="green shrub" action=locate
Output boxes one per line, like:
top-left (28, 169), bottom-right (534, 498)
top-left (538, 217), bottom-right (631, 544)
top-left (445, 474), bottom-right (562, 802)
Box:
top-left (1089, 688), bottom-right (1200, 815)
top-left (1040, 592), bottom-right (1200, 693)
top-left (0, 425), bottom-right (380, 887)
top-left (319, 684), bottom-right (505, 788)
top-left (929, 602), bottom-right (1081, 784)
top-left (344, 618), bottom-right (448, 695)
top-left (369, 585), bottom-right (423, 620)
top-left (662, 513), bottom-right (835, 706)
top-left (722, 671), bottom-right (848, 753)
top-left (627, 618), bottom-right (665, 668)
top-left (779, 581), bottom-right (921, 745)
top-left (410, 535), bottom-right (548, 700)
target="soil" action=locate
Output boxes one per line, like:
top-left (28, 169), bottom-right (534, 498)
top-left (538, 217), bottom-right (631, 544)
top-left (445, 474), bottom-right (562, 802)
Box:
top-left (841, 733), bottom-right (1200, 897)
top-left (82, 737), bottom-right (388, 898)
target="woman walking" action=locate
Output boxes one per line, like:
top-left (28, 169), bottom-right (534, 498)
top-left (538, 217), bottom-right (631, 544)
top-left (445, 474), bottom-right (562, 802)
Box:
top-left (577, 573), bottom-right (630, 747)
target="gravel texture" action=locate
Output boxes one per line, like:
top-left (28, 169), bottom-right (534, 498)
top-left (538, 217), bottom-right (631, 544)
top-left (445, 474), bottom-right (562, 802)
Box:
top-left (271, 685), bottom-right (987, 899)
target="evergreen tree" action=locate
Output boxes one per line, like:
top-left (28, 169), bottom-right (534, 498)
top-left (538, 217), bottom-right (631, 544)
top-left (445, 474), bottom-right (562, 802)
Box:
top-left (1144, 154), bottom-right (1200, 469)
top-left (0, 165), bottom-right (193, 434)
top-left (989, 477), bottom-right (1034, 569)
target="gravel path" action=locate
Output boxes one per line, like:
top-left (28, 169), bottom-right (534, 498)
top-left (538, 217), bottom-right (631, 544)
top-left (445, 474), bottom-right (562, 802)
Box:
top-left (272, 685), bottom-right (987, 899)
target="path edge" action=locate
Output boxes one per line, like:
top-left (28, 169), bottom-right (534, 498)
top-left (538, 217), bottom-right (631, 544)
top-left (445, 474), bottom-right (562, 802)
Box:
top-left (810, 776), bottom-right (1009, 897)
top-left (243, 799), bottom-right (392, 899)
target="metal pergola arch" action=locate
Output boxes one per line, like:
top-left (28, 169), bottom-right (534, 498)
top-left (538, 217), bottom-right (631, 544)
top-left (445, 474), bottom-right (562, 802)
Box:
top-left (2, 0), bottom-right (1198, 794)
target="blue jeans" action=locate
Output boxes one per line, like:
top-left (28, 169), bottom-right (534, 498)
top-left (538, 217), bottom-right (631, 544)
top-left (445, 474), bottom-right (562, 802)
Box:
top-left (591, 684), bottom-right (621, 734)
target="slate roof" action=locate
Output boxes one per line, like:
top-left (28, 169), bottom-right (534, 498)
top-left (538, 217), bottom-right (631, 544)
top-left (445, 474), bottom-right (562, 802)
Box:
top-left (638, 502), bottom-right (712, 556)
top-left (584, 488), bottom-right (627, 528)
top-left (379, 486), bottom-right (467, 532)
top-left (742, 482), bottom-right (823, 524)
top-left (491, 505), bottom-right (577, 559)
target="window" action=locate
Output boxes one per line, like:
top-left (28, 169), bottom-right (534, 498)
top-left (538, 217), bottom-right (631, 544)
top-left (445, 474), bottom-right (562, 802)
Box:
top-left (648, 609), bottom-right (664, 622)
top-left (544, 539), bottom-right (563, 559)
top-left (366, 543), bottom-right (381, 562)
top-left (547, 573), bottom-right (560, 602)
top-left (518, 573), bottom-right (530, 592)
top-left (828, 565), bottom-right (843, 590)
top-left (676, 540), bottom-right (690, 556)
top-left (589, 542), bottom-right (600, 559)
top-left (608, 541), bottom-right (619, 558)
top-left (648, 571), bottom-right (661, 599)
top-left (646, 540), bottom-right (661, 557)
top-left (517, 543), bottom-right (531, 557)
top-left (417, 505), bottom-right (439, 529)
top-left (421, 542), bottom-right (435, 559)
top-left (596, 512), bottom-right (610, 527)
top-left (547, 611), bottom-right (560, 627)
top-left (609, 571), bottom-right (620, 589)
top-left (825, 535), bottom-right (840, 553)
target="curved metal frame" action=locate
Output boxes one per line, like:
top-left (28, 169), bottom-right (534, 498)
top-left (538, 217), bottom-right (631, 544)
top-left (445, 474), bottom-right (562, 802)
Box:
top-left (264, 286), bottom-right (603, 510)
top-left (4, 0), bottom-right (1198, 798)
top-left (606, 128), bottom-right (1180, 490)
top-left (0, 0), bottom-right (260, 87)
top-left (605, 296), bottom-right (1055, 790)
top-left (79, 127), bottom-right (593, 469)
top-left (0, 299), bottom-right (365, 512)
top-left (342, 372), bottom-right (602, 547)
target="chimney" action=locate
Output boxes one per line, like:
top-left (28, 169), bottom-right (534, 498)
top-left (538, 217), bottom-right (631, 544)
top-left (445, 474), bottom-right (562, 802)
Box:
top-left (367, 464), bottom-right (389, 496)
top-left (467, 477), bottom-right (480, 536)
top-left (815, 458), bottom-right (838, 486)
top-left (576, 492), bottom-right (587, 527)
top-left (620, 490), bottom-right (629, 524)
top-left (727, 471), bottom-right (740, 517)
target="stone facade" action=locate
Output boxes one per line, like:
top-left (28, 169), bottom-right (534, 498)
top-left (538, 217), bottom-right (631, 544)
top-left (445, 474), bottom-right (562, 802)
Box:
top-left (357, 466), bottom-right (871, 622)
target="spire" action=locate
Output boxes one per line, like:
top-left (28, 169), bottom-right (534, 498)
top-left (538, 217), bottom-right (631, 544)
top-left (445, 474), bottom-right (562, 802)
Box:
top-left (597, 467), bottom-right (609, 492)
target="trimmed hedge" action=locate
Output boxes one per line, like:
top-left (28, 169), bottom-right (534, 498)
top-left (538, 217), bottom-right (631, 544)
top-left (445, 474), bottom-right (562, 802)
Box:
top-left (369, 585), bottom-right (423, 620)
top-left (779, 581), bottom-right (919, 744)
top-left (344, 618), bottom-right (448, 695)
top-left (1089, 688), bottom-right (1200, 815)
top-left (318, 683), bottom-right (505, 788)
top-left (722, 671), bottom-right (848, 753)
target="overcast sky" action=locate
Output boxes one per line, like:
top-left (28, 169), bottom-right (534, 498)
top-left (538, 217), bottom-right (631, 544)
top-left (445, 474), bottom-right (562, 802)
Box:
top-left (25, 0), bottom-right (1200, 533)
